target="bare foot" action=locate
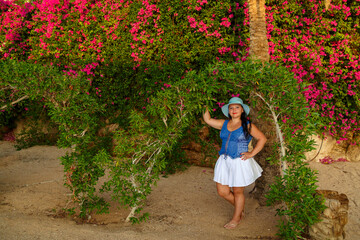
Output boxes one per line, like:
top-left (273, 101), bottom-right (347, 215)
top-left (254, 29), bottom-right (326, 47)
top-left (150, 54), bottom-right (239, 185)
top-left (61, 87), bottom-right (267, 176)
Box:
top-left (223, 211), bottom-right (245, 229)
top-left (223, 221), bottom-right (240, 229)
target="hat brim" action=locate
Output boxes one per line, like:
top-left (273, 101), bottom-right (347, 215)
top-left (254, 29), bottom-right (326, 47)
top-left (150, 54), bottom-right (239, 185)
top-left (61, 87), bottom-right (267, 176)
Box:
top-left (221, 103), bottom-right (250, 117)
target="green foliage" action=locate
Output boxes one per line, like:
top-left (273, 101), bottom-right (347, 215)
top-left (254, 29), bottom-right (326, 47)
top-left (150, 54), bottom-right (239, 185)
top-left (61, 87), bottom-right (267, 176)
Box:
top-left (102, 68), bottom-right (221, 222)
top-left (0, 59), bottom-right (109, 219)
top-left (205, 60), bottom-right (326, 239)
top-left (266, 162), bottom-right (326, 239)
top-left (1, 55), bottom-right (326, 237)
top-left (14, 121), bottom-right (58, 150)
top-left (162, 140), bottom-right (189, 176)
top-left (62, 148), bottom-right (112, 218)
top-left (0, 1), bottom-right (342, 235)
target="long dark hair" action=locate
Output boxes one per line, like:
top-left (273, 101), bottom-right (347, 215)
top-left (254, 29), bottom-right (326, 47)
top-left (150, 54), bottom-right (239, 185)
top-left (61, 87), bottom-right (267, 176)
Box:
top-left (241, 112), bottom-right (251, 139)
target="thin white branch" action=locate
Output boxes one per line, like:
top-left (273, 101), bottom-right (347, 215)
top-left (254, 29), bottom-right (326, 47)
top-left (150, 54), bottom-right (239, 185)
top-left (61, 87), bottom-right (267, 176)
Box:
top-left (126, 144), bottom-right (163, 222)
top-left (1, 85), bottom-right (16, 91)
top-left (162, 116), bottom-right (168, 128)
top-left (177, 112), bottom-right (187, 125)
top-left (73, 128), bottom-right (88, 138)
top-left (125, 174), bottom-right (141, 222)
top-left (145, 149), bottom-right (160, 175)
top-left (79, 128), bottom-right (88, 137)
top-left (254, 92), bottom-right (287, 177)
top-left (145, 146), bottom-right (162, 165)
top-left (1, 95), bottom-right (29, 110)
top-left (146, 139), bottom-right (160, 147)
top-left (132, 140), bottom-right (161, 165)
top-left (132, 151), bottom-right (147, 165)
top-left (125, 206), bottom-right (138, 222)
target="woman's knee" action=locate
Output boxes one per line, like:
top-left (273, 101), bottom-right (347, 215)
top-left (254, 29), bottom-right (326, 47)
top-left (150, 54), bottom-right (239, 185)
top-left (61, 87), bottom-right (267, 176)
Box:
top-left (232, 187), bottom-right (245, 196)
top-left (217, 189), bottom-right (230, 198)
top-left (216, 184), bottom-right (231, 198)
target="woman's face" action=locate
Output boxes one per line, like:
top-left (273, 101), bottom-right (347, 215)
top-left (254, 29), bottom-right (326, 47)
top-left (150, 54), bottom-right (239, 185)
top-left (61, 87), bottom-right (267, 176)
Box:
top-left (229, 104), bottom-right (243, 118)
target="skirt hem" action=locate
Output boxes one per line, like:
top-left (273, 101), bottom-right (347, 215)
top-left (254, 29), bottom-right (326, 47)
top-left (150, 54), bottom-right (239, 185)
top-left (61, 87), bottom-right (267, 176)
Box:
top-left (213, 154), bottom-right (263, 187)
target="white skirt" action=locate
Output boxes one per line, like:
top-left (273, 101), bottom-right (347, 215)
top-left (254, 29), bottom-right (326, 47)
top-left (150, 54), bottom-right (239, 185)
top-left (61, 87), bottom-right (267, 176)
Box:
top-left (213, 155), bottom-right (263, 187)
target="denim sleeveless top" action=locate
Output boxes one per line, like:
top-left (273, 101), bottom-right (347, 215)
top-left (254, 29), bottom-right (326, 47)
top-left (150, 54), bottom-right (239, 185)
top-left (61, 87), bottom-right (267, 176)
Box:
top-left (219, 120), bottom-right (252, 159)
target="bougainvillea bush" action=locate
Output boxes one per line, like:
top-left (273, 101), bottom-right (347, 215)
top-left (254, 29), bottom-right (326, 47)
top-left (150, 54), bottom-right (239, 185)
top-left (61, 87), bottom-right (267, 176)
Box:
top-left (0, 0), bottom-right (250, 221)
top-left (0, 0), bottom-right (249, 114)
top-left (2, 0), bottom-right (359, 139)
top-left (266, 0), bottom-right (360, 141)
top-left (0, 0), bottom-right (357, 236)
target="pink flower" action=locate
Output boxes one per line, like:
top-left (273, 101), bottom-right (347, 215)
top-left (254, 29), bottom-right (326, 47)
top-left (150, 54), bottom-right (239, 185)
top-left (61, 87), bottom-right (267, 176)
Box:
top-left (197, 0), bottom-right (208, 5)
top-left (218, 47), bottom-right (231, 55)
top-left (348, 90), bottom-right (356, 96)
top-left (187, 16), bottom-right (197, 28)
top-left (217, 102), bottom-right (225, 107)
top-left (220, 18), bottom-right (231, 28)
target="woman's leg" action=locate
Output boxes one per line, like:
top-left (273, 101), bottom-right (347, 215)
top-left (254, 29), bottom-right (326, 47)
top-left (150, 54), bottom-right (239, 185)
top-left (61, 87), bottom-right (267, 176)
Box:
top-left (216, 183), bottom-right (235, 205)
top-left (231, 187), bottom-right (245, 222)
top-left (216, 183), bottom-right (245, 229)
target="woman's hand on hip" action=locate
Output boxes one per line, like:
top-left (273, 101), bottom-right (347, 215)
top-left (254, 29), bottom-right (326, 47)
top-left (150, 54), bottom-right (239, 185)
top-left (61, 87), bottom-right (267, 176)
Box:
top-left (241, 152), bottom-right (254, 160)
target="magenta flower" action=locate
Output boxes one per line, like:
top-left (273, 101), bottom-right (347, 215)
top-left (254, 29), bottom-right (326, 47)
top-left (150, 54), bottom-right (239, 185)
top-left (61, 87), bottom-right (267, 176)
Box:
top-left (220, 18), bottom-right (231, 28)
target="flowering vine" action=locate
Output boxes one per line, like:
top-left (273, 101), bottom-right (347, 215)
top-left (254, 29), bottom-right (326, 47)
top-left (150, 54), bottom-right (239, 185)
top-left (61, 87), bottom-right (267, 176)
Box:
top-left (266, 0), bottom-right (360, 141)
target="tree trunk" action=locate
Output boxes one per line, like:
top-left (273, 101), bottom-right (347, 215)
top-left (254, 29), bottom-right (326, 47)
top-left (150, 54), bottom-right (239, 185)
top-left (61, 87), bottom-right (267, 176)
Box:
top-left (248, 0), bottom-right (269, 62)
top-left (325, 0), bottom-right (331, 10)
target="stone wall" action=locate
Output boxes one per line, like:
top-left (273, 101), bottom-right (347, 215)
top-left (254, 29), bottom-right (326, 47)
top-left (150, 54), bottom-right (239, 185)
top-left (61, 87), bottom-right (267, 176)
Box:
top-left (305, 133), bottom-right (360, 162)
top-left (182, 125), bottom-right (219, 168)
top-left (309, 190), bottom-right (349, 240)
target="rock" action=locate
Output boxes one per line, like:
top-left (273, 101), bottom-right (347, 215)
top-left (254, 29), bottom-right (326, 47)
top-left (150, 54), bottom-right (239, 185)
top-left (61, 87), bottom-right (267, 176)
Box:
top-left (305, 134), bottom-right (337, 162)
top-left (346, 144), bottom-right (360, 162)
top-left (305, 133), bottom-right (360, 162)
top-left (186, 141), bottom-right (202, 152)
top-left (98, 123), bottom-right (119, 136)
top-left (184, 150), bottom-right (216, 167)
top-left (198, 126), bottom-right (209, 139)
top-left (328, 199), bottom-right (341, 211)
top-left (329, 143), bottom-right (347, 162)
top-left (323, 208), bottom-right (336, 219)
top-left (14, 118), bottom-right (58, 137)
top-left (309, 190), bottom-right (349, 240)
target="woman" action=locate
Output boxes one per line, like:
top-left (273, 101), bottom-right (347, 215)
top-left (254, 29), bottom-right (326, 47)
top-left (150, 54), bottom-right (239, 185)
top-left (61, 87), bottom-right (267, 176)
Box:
top-left (203, 97), bottom-right (267, 229)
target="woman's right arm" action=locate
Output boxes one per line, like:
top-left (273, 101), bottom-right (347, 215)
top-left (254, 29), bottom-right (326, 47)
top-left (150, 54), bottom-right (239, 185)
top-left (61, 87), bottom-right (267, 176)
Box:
top-left (203, 106), bottom-right (225, 130)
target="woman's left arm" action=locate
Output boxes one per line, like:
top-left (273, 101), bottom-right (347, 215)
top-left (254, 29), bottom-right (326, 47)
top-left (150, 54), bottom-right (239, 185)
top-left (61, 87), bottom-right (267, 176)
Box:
top-left (241, 124), bottom-right (267, 160)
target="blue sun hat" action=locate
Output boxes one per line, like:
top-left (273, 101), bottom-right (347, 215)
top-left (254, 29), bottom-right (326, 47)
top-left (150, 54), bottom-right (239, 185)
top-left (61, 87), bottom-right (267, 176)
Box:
top-left (221, 97), bottom-right (250, 117)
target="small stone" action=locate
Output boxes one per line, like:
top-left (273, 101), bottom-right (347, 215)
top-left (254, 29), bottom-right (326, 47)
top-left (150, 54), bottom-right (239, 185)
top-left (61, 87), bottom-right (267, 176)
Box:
top-left (310, 190), bottom-right (349, 240)
top-left (316, 222), bottom-right (332, 236)
top-left (323, 208), bottom-right (336, 219)
top-left (338, 212), bottom-right (348, 225)
top-left (346, 144), bottom-right (360, 162)
top-left (333, 222), bottom-right (343, 236)
top-left (324, 199), bottom-right (331, 208)
top-left (329, 199), bottom-right (341, 211)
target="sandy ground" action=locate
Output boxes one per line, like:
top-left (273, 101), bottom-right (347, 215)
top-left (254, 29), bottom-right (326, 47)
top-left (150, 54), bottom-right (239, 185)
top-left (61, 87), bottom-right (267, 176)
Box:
top-left (0, 140), bottom-right (359, 240)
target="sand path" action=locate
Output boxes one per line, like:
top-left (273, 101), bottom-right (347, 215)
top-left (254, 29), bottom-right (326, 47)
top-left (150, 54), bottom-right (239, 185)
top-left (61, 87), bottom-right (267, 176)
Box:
top-left (1, 141), bottom-right (359, 239)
